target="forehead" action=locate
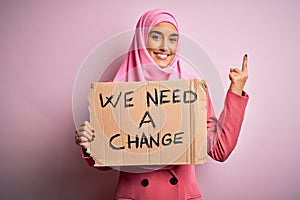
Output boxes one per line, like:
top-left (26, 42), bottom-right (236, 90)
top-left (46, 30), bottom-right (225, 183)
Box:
top-left (151, 22), bottom-right (178, 33)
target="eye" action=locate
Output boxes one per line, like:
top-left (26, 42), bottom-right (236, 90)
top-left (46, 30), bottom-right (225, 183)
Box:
top-left (169, 37), bottom-right (178, 43)
top-left (151, 34), bottom-right (161, 41)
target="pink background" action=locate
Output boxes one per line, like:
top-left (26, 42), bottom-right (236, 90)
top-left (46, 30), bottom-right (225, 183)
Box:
top-left (1, 0), bottom-right (299, 199)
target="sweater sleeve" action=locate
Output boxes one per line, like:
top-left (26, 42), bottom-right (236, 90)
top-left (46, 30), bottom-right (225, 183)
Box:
top-left (206, 89), bottom-right (249, 162)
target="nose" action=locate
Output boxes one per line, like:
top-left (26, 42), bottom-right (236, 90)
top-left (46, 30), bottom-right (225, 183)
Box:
top-left (159, 38), bottom-right (168, 51)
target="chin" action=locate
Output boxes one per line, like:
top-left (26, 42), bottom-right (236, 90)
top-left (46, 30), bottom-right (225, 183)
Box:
top-left (157, 63), bottom-right (169, 68)
top-left (156, 60), bottom-right (173, 68)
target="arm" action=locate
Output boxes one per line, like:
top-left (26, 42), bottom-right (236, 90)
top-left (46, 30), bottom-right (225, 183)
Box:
top-left (207, 89), bottom-right (249, 162)
top-left (207, 54), bottom-right (249, 162)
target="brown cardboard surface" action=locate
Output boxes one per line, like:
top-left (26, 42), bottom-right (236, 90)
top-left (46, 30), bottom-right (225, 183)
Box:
top-left (87, 79), bottom-right (207, 167)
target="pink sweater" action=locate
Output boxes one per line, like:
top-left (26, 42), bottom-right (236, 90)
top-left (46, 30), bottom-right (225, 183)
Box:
top-left (83, 90), bottom-right (249, 200)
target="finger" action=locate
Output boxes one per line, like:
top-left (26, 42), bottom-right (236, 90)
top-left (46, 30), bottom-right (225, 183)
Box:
top-left (77, 130), bottom-right (94, 141)
top-left (77, 131), bottom-right (93, 142)
top-left (81, 121), bottom-right (95, 135)
top-left (75, 135), bottom-right (80, 144)
top-left (78, 126), bottom-right (94, 138)
top-left (79, 142), bottom-right (90, 150)
top-left (81, 121), bottom-right (94, 132)
top-left (242, 54), bottom-right (248, 72)
top-left (75, 135), bottom-right (88, 145)
top-left (229, 72), bottom-right (238, 81)
top-left (78, 136), bottom-right (91, 142)
top-left (231, 67), bottom-right (241, 73)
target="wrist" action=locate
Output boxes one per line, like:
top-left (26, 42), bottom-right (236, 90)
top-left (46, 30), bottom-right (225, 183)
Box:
top-left (229, 84), bottom-right (243, 96)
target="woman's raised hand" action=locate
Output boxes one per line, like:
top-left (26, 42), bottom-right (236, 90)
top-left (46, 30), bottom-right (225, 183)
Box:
top-left (75, 121), bottom-right (95, 150)
top-left (229, 54), bottom-right (249, 96)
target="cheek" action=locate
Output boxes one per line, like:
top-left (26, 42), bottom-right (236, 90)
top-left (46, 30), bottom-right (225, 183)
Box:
top-left (146, 40), bottom-right (159, 49)
top-left (170, 44), bottom-right (178, 53)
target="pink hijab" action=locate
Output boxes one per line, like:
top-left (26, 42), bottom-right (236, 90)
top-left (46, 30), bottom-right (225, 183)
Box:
top-left (113, 9), bottom-right (182, 82)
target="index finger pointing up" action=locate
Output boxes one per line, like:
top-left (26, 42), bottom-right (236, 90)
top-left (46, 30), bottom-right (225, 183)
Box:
top-left (242, 54), bottom-right (248, 72)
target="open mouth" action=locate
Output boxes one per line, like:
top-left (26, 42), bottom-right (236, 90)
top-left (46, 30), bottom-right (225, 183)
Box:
top-left (154, 52), bottom-right (170, 60)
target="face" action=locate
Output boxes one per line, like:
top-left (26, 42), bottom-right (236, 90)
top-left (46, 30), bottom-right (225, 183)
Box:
top-left (146, 22), bottom-right (178, 68)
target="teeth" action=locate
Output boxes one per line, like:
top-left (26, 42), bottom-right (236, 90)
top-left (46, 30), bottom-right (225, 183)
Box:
top-left (157, 54), bottom-right (168, 59)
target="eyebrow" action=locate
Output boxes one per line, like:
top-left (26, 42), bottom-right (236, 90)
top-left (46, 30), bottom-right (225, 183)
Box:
top-left (149, 30), bottom-right (179, 37)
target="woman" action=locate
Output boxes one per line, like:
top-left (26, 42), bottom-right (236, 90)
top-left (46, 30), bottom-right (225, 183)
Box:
top-left (75, 9), bottom-right (249, 200)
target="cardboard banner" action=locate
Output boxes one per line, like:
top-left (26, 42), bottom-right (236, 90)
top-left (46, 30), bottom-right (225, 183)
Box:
top-left (87, 79), bottom-right (207, 167)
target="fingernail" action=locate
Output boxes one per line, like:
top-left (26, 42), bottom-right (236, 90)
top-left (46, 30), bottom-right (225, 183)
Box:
top-left (92, 134), bottom-right (95, 138)
top-left (92, 130), bottom-right (95, 133)
top-left (91, 137), bottom-right (94, 141)
top-left (245, 54), bottom-right (248, 57)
